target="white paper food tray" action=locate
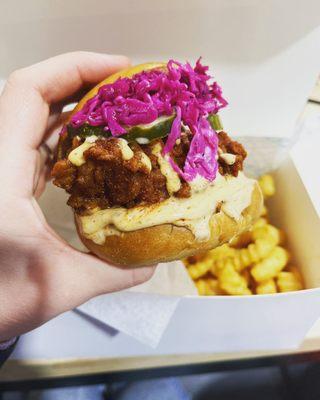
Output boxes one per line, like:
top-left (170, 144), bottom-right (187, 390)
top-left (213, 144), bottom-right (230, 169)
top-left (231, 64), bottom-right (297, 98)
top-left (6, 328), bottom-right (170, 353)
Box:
top-left (11, 153), bottom-right (320, 359)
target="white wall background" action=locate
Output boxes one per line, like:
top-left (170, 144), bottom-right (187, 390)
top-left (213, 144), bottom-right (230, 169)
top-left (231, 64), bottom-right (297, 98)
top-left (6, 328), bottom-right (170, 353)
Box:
top-left (1, 0), bottom-right (320, 138)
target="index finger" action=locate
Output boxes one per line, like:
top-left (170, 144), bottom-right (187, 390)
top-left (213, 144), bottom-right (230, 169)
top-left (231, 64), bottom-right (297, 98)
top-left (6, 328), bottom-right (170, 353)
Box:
top-left (0, 51), bottom-right (130, 149)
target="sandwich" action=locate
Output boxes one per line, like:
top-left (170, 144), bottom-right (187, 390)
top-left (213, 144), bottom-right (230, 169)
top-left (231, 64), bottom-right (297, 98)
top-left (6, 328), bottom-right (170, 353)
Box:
top-left (52, 59), bottom-right (262, 266)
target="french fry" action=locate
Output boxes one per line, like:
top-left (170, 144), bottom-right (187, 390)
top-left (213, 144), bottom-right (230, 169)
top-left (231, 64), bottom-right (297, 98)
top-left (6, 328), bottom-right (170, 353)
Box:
top-left (277, 271), bottom-right (303, 292)
top-left (229, 230), bottom-right (253, 248)
top-left (259, 174), bottom-right (276, 198)
top-left (184, 174), bottom-right (304, 296)
top-left (217, 260), bottom-right (252, 295)
top-left (206, 244), bottom-right (237, 260)
top-left (251, 246), bottom-right (289, 282)
top-left (252, 224), bottom-right (281, 246)
top-left (195, 279), bottom-right (211, 295)
top-left (256, 279), bottom-right (277, 294)
top-left (260, 204), bottom-right (268, 217)
top-left (253, 217), bottom-right (268, 228)
top-left (207, 278), bottom-right (225, 295)
top-left (195, 278), bottom-right (221, 296)
top-left (233, 239), bottom-right (275, 272)
top-left (187, 258), bottom-right (214, 280)
top-left (187, 244), bottom-right (239, 279)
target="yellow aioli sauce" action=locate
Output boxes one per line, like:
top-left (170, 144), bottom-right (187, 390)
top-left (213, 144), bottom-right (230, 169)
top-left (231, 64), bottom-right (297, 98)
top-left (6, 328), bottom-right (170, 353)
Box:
top-left (220, 153), bottom-right (236, 165)
top-left (68, 137), bottom-right (152, 172)
top-left (139, 152), bottom-right (152, 172)
top-left (68, 136), bottom-right (98, 166)
top-left (117, 138), bottom-right (134, 160)
top-left (152, 143), bottom-right (181, 195)
top-left (78, 172), bottom-right (255, 245)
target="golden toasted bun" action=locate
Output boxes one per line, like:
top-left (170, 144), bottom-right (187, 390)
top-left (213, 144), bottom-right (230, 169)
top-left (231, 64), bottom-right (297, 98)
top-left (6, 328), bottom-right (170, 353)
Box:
top-left (63, 62), bottom-right (263, 267)
top-left (57, 63), bottom-right (166, 159)
top-left (75, 183), bottom-right (263, 267)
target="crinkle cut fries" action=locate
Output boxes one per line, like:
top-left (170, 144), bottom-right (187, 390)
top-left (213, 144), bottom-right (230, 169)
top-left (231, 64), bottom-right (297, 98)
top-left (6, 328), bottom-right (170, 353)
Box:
top-left (184, 175), bottom-right (304, 295)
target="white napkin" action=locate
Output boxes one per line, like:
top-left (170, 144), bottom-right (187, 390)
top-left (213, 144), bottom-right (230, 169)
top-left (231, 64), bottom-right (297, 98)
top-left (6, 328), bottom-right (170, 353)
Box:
top-left (77, 262), bottom-right (196, 347)
top-left (77, 291), bottom-right (179, 348)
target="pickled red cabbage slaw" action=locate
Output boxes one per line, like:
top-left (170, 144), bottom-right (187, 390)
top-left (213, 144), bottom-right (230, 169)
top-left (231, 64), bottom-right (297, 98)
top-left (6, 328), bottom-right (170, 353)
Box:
top-left (70, 59), bottom-right (227, 182)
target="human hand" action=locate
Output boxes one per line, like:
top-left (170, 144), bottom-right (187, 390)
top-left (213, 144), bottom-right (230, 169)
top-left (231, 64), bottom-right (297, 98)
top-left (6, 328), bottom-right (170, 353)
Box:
top-left (0, 52), bottom-right (156, 342)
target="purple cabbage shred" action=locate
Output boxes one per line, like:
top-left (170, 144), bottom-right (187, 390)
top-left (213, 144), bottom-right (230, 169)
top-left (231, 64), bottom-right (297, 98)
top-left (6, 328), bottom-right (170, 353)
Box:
top-left (70, 58), bottom-right (227, 182)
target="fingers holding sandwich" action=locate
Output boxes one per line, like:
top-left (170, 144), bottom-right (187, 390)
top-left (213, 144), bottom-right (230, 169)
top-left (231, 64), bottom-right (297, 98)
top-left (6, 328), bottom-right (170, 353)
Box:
top-left (0, 52), bottom-right (130, 198)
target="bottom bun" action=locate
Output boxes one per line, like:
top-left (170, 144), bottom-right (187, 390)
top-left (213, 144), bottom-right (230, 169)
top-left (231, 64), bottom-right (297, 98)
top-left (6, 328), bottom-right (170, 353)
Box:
top-left (75, 183), bottom-right (263, 267)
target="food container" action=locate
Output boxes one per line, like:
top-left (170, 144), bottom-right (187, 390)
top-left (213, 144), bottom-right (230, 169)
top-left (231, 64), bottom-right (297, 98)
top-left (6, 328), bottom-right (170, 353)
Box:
top-left (157, 154), bottom-right (320, 354)
top-left (1, 0), bottom-right (320, 359)
top-left (12, 148), bottom-right (320, 359)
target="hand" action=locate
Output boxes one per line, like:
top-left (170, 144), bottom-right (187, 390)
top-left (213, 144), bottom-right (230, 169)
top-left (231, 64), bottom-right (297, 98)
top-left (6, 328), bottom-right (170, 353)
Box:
top-left (0, 52), bottom-right (156, 342)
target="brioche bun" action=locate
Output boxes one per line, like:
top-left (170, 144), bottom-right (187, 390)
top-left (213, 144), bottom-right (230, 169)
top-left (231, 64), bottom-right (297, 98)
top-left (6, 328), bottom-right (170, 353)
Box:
top-left (62, 63), bottom-right (263, 267)
top-left (75, 182), bottom-right (262, 267)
